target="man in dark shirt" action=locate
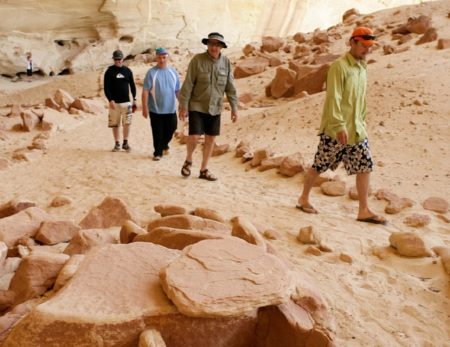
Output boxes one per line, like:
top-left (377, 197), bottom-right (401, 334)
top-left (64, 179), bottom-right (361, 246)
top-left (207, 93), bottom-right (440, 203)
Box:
top-left (103, 50), bottom-right (137, 152)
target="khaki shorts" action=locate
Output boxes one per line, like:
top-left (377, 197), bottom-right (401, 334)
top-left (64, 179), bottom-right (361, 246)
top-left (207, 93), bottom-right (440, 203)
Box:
top-left (108, 102), bottom-right (132, 127)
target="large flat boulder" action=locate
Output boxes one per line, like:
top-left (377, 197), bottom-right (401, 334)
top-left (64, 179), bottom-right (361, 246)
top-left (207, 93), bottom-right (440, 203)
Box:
top-left (160, 238), bottom-right (294, 317)
top-left (3, 243), bottom-right (258, 347)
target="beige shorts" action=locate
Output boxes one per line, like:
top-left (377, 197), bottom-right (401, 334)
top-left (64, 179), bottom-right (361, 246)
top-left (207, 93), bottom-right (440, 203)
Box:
top-left (108, 102), bottom-right (132, 127)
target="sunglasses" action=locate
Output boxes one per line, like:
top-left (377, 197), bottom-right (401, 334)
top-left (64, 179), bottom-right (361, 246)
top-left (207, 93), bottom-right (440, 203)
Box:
top-left (207, 42), bottom-right (223, 47)
top-left (352, 34), bottom-right (376, 40)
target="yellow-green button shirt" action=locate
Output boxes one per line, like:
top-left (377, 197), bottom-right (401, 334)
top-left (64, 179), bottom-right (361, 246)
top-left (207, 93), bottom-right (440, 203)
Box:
top-left (319, 52), bottom-right (368, 145)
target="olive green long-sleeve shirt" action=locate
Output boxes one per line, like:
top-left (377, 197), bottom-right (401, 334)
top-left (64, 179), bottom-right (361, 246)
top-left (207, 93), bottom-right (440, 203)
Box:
top-left (319, 52), bottom-right (368, 145)
top-left (179, 52), bottom-right (238, 115)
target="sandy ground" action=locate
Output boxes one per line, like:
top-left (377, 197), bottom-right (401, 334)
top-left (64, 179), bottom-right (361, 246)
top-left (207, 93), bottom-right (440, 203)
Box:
top-left (0, 1), bottom-right (449, 346)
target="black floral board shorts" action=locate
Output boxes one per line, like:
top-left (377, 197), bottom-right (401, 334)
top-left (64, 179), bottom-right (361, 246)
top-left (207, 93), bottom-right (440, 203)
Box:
top-left (312, 134), bottom-right (373, 175)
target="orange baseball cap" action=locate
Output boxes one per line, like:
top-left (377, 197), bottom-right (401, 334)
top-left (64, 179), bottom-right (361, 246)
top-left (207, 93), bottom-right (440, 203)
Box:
top-left (351, 27), bottom-right (377, 46)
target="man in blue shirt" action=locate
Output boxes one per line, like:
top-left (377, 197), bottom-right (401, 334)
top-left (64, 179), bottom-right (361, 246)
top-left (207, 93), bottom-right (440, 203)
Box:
top-left (142, 47), bottom-right (181, 160)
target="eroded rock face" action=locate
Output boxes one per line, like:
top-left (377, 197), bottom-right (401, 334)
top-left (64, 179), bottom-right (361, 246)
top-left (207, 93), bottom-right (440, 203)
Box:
top-left (160, 238), bottom-right (294, 318)
top-left (79, 196), bottom-right (138, 229)
top-left (0, 1), bottom-right (419, 77)
top-left (63, 229), bottom-right (116, 255)
top-left (147, 215), bottom-right (230, 234)
top-left (0, 199), bottom-right (36, 219)
top-left (389, 232), bottom-right (431, 257)
top-left (0, 207), bottom-right (52, 247)
top-left (9, 253), bottom-right (69, 305)
top-left (3, 243), bottom-right (259, 347)
top-left (134, 227), bottom-right (226, 250)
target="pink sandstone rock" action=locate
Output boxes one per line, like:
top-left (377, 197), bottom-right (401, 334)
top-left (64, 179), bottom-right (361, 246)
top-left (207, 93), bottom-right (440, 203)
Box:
top-left (261, 36), bottom-right (285, 52)
top-left (120, 220), bottom-right (147, 244)
top-left (192, 207), bottom-right (226, 223)
top-left (234, 57), bottom-right (269, 79)
top-left (422, 197), bottom-right (449, 213)
top-left (403, 214), bottom-right (431, 227)
top-left (257, 300), bottom-right (334, 347)
top-left (53, 254), bottom-right (85, 291)
top-left (269, 56), bottom-right (282, 67)
top-left (389, 232), bottom-right (431, 257)
top-left (54, 89), bottom-right (74, 110)
top-left (79, 196), bottom-right (138, 229)
top-left (231, 216), bottom-right (267, 249)
top-left (212, 143), bottom-right (230, 156)
top-left (242, 43), bottom-right (256, 56)
top-left (278, 153), bottom-right (305, 177)
top-left (0, 207), bottom-right (52, 247)
top-left (437, 38), bottom-right (450, 49)
top-left (294, 64), bottom-right (329, 96)
top-left (270, 67), bottom-right (296, 98)
top-left (160, 238), bottom-right (294, 318)
top-left (343, 8), bottom-right (360, 22)
top-left (416, 27), bottom-right (437, 45)
top-left (312, 31), bottom-right (329, 45)
top-left (375, 189), bottom-right (414, 214)
top-left (288, 61), bottom-right (315, 75)
top-left (251, 148), bottom-right (272, 167)
top-left (139, 329), bottom-right (166, 347)
top-left (293, 32), bottom-right (306, 43)
top-left (50, 195), bottom-right (72, 207)
top-left (147, 214), bottom-right (230, 234)
top-left (0, 199), bottom-right (36, 219)
top-left (320, 181), bottom-right (346, 196)
top-left (406, 15), bottom-right (432, 34)
top-left (3, 243), bottom-right (258, 347)
top-left (259, 156), bottom-right (286, 172)
top-left (0, 290), bottom-right (15, 311)
top-left (63, 229), bottom-right (117, 255)
top-left (44, 98), bottom-right (60, 111)
top-left (312, 54), bottom-right (340, 65)
top-left (235, 140), bottom-right (251, 158)
top-left (134, 227), bottom-right (226, 250)
top-left (20, 110), bottom-right (40, 132)
top-left (154, 204), bottom-right (187, 217)
top-left (35, 220), bottom-right (81, 245)
top-left (0, 299), bottom-right (40, 344)
top-left (9, 253), bottom-right (69, 305)
top-left (69, 98), bottom-right (105, 114)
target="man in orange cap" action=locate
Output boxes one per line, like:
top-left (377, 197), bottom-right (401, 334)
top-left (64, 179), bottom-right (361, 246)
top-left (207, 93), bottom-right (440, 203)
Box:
top-left (297, 27), bottom-right (387, 225)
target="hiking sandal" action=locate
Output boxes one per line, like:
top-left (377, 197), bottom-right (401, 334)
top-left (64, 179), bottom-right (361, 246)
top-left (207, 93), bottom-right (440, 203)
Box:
top-left (181, 160), bottom-right (192, 177)
top-left (199, 169), bottom-right (217, 181)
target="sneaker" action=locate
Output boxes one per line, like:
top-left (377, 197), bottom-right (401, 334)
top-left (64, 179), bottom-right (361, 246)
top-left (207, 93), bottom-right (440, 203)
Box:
top-left (122, 142), bottom-right (131, 152)
top-left (153, 156), bottom-right (161, 161)
top-left (112, 143), bottom-right (121, 152)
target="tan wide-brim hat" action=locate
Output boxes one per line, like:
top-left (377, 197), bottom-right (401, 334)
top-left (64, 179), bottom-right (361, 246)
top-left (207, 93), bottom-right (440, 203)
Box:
top-left (201, 32), bottom-right (227, 48)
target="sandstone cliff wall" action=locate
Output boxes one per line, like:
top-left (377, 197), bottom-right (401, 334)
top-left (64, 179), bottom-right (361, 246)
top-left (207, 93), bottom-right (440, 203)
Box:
top-left (0, 0), bottom-right (427, 76)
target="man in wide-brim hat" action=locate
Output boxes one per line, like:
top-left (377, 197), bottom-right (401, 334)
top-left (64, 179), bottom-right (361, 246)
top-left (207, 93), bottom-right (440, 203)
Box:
top-left (178, 32), bottom-right (238, 181)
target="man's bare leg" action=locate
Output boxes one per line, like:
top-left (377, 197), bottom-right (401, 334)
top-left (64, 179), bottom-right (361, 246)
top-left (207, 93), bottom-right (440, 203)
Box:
top-left (201, 135), bottom-right (215, 171)
top-left (123, 124), bottom-right (130, 141)
top-left (297, 167), bottom-right (320, 213)
top-left (186, 135), bottom-right (199, 163)
top-left (356, 172), bottom-right (386, 223)
top-left (112, 127), bottom-right (120, 142)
